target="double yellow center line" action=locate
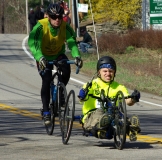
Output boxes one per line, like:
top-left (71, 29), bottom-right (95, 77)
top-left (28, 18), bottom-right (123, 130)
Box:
top-left (0, 103), bottom-right (41, 120)
top-left (0, 103), bottom-right (162, 145)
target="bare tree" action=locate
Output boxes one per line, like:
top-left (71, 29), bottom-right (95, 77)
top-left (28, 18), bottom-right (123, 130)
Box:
top-left (1, 0), bottom-right (26, 33)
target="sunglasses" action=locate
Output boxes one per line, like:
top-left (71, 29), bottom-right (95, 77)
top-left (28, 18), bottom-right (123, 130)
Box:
top-left (49, 15), bottom-right (62, 20)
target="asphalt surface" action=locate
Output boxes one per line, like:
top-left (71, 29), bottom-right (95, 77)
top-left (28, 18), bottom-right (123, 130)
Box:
top-left (0, 34), bottom-right (162, 160)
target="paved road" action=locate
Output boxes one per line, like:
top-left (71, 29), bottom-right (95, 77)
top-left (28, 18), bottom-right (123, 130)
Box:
top-left (0, 34), bottom-right (162, 160)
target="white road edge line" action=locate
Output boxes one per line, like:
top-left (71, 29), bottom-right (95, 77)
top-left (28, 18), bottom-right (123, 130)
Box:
top-left (22, 36), bottom-right (34, 60)
top-left (22, 36), bottom-right (162, 107)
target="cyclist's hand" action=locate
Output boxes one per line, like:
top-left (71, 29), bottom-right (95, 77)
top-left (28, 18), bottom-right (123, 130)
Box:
top-left (78, 88), bottom-right (86, 100)
top-left (131, 89), bottom-right (140, 102)
top-left (75, 57), bottom-right (83, 68)
top-left (39, 57), bottom-right (47, 71)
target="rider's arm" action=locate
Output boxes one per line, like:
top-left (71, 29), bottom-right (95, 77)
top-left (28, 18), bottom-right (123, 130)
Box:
top-left (65, 24), bottom-right (81, 58)
top-left (78, 82), bottom-right (93, 102)
top-left (127, 89), bottom-right (140, 106)
top-left (117, 84), bottom-right (135, 106)
top-left (78, 83), bottom-right (89, 101)
top-left (28, 22), bottom-right (44, 61)
top-left (120, 85), bottom-right (137, 106)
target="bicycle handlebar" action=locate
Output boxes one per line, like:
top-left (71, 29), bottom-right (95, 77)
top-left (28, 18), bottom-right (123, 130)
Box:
top-left (48, 59), bottom-right (80, 74)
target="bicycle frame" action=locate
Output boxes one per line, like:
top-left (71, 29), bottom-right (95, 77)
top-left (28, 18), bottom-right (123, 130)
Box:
top-left (50, 59), bottom-right (79, 108)
top-left (42, 59), bottom-right (79, 135)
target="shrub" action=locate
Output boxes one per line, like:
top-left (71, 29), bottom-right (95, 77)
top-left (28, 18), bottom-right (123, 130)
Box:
top-left (97, 29), bottom-right (162, 52)
top-left (98, 33), bottom-right (129, 53)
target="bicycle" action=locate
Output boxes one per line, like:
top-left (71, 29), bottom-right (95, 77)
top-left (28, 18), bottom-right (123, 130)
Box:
top-left (65, 80), bottom-right (135, 150)
top-left (40, 59), bottom-right (79, 138)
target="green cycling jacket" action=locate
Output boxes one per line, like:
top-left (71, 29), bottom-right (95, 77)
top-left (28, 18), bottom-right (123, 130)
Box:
top-left (28, 18), bottom-right (80, 61)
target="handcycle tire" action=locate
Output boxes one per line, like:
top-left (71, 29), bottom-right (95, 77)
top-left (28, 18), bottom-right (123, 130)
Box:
top-left (61, 90), bottom-right (75, 144)
top-left (114, 90), bottom-right (127, 150)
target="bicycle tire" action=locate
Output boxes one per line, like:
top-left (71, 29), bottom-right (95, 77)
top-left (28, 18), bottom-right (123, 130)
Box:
top-left (114, 90), bottom-right (127, 150)
top-left (61, 90), bottom-right (75, 144)
top-left (44, 73), bottom-right (58, 135)
top-left (44, 103), bottom-right (55, 135)
top-left (57, 82), bottom-right (67, 124)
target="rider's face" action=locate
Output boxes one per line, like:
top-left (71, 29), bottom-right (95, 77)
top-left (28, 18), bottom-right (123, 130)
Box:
top-left (48, 14), bottom-right (62, 27)
top-left (99, 68), bottom-right (115, 82)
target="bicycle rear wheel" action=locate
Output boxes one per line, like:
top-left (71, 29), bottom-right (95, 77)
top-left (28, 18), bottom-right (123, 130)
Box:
top-left (44, 75), bottom-right (58, 135)
top-left (44, 103), bottom-right (55, 135)
top-left (61, 90), bottom-right (75, 144)
top-left (57, 82), bottom-right (67, 122)
top-left (114, 90), bottom-right (127, 150)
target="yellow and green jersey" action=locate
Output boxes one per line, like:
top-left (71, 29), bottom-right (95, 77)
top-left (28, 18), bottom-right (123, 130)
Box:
top-left (82, 77), bottom-right (130, 122)
top-left (28, 18), bottom-right (80, 61)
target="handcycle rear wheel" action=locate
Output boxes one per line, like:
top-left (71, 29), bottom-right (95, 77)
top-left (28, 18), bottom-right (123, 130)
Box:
top-left (114, 90), bottom-right (127, 150)
top-left (61, 90), bottom-right (75, 144)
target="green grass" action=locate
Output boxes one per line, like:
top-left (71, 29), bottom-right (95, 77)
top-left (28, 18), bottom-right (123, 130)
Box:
top-left (67, 48), bottom-right (162, 96)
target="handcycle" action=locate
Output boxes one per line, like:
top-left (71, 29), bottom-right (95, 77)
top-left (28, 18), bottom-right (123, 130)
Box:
top-left (40, 59), bottom-right (79, 144)
top-left (64, 80), bottom-right (135, 150)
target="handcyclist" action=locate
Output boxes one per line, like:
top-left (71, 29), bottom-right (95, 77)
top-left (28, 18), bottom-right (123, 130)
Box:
top-left (28, 3), bottom-right (83, 125)
top-left (78, 56), bottom-right (141, 141)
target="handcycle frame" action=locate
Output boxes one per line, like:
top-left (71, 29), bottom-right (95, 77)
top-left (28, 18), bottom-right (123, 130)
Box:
top-left (40, 59), bottom-right (79, 143)
top-left (67, 84), bottom-right (133, 150)
top-left (81, 89), bottom-right (132, 150)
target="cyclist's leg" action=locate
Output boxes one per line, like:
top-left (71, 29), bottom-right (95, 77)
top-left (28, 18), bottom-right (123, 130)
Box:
top-left (56, 54), bottom-right (71, 106)
top-left (37, 61), bottom-right (53, 124)
top-left (56, 54), bottom-right (71, 86)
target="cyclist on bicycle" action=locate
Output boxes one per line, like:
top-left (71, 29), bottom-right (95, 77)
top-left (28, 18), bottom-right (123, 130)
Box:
top-left (28, 3), bottom-right (83, 125)
top-left (78, 56), bottom-right (140, 141)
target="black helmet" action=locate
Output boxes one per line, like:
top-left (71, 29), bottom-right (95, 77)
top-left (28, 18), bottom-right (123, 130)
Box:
top-left (47, 3), bottom-right (64, 16)
top-left (97, 56), bottom-right (116, 74)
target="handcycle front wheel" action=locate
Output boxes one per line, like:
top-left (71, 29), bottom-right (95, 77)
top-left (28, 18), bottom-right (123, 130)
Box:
top-left (114, 90), bottom-right (127, 150)
top-left (61, 90), bottom-right (75, 144)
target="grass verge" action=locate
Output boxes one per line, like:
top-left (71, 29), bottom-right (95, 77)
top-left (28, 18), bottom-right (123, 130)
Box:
top-left (67, 48), bottom-right (162, 96)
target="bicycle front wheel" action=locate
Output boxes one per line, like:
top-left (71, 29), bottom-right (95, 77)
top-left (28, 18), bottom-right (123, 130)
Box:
top-left (114, 90), bottom-right (127, 150)
top-left (61, 90), bottom-right (75, 144)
